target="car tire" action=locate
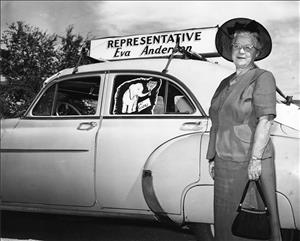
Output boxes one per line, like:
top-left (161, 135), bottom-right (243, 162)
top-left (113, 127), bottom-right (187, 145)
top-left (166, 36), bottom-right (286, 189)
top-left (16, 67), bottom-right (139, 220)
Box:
top-left (188, 223), bottom-right (214, 241)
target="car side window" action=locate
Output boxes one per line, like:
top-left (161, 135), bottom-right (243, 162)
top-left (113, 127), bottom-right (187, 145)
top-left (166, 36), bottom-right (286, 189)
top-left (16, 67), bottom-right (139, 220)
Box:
top-left (111, 74), bottom-right (195, 115)
top-left (166, 83), bottom-right (195, 114)
top-left (32, 76), bottom-right (101, 116)
top-left (32, 84), bottom-right (56, 116)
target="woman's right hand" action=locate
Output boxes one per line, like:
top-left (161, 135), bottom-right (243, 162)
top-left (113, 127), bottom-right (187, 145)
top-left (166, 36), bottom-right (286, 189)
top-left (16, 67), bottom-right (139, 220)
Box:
top-left (209, 160), bottom-right (215, 180)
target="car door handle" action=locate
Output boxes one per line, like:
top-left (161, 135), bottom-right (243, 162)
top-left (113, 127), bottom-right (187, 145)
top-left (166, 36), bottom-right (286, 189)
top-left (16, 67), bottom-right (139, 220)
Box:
top-left (180, 121), bottom-right (202, 131)
top-left (77, 122), bottom-right (97, 131)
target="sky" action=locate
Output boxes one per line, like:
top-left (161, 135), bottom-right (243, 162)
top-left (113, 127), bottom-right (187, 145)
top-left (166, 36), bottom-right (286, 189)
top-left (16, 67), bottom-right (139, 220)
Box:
top-left (1, 1), bottom-right (299, 97)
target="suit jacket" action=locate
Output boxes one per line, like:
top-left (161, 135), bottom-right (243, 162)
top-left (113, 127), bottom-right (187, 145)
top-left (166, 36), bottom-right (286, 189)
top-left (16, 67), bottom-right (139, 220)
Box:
top-left (206, 68), bottom-right (277, 162)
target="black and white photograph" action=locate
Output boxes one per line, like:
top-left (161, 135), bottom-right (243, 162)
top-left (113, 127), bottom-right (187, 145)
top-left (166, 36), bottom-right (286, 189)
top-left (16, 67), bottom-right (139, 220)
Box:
top-left (1, 1), bottom-right (299, 241)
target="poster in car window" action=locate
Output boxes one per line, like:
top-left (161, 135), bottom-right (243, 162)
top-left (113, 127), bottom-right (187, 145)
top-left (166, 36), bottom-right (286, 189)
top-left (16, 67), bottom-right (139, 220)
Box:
top-left (113, 77), bottom-right (162, 114)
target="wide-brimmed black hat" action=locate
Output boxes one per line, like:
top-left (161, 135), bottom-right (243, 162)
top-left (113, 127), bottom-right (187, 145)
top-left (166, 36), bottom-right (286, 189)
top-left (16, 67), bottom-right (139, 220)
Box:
top-left (215, 18), bottom-right (272, 62)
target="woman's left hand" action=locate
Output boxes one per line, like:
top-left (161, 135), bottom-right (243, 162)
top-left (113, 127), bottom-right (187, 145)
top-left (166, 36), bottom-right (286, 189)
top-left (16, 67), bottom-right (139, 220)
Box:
top-left (248, 158), bottom-right (262, 180)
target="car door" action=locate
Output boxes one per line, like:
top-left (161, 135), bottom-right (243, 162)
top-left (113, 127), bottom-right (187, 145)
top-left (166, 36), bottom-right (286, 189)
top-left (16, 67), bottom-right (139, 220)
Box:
top-left (96, 72), bottom-right (208, 213)
top-left (1, 74), bottom-right (104, 206)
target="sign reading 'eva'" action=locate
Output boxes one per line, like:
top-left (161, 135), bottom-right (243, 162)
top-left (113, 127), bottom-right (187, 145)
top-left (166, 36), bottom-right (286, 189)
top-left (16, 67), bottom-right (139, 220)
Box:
top-left (89, 27), bottom-right (218, 61)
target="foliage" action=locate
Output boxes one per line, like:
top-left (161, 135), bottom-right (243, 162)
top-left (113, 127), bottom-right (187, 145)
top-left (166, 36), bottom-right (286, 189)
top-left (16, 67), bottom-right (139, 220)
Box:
top-left (57, 25), bottom-right (84, 70)
top-left (0, 22), bottom-right (89, 118)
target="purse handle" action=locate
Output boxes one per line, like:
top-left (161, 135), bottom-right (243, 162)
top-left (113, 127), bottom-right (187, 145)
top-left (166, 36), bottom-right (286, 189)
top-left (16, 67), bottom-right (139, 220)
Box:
top-left (238, 180), bottom-right (269, 214)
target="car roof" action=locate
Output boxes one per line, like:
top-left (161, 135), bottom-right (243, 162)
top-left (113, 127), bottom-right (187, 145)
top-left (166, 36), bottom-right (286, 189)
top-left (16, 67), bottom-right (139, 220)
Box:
top-left (48, 58), bottom-right (233, 114)
top-left (56, 58), bottom-right (230, 76)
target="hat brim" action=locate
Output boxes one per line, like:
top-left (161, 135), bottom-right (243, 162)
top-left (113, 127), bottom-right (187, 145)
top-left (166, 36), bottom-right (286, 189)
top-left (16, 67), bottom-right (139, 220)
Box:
top-left (215, 18), bottom-right (272, 62)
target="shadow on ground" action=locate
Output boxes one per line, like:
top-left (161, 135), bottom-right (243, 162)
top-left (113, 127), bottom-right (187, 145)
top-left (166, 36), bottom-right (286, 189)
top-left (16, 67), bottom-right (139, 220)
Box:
top-left (0, 211), bottom-right (196, 241)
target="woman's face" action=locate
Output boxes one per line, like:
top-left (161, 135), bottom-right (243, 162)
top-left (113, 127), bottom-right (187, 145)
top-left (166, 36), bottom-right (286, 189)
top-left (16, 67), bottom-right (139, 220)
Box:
top-left (231, 32), bottom-right (260, 69)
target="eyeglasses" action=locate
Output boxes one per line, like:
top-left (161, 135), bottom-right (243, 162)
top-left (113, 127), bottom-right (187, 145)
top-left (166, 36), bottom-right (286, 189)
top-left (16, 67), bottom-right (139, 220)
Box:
top-left (232, 43), bottom-right (258, 52)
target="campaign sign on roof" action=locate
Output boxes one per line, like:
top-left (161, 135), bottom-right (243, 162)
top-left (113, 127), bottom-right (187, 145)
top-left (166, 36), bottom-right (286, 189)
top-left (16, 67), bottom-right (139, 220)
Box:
top-left (89, 27), bottom-right (218, 60)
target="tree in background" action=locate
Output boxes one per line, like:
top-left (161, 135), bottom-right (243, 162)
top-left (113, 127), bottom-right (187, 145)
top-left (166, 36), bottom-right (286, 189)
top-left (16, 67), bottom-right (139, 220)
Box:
top-left (57, 25), bottom-right (85, 70)
top-left (0, 22), bottom-right (88, 118)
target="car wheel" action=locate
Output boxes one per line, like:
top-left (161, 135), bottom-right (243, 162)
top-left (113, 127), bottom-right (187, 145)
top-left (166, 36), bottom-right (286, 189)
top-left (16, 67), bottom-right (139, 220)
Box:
top-left (188, 223), bottom-right (214, 241)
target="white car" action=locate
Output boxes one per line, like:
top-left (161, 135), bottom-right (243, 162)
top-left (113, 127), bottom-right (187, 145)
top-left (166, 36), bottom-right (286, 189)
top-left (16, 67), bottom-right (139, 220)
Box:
top-left (1, 57), bottom-right (299, 240)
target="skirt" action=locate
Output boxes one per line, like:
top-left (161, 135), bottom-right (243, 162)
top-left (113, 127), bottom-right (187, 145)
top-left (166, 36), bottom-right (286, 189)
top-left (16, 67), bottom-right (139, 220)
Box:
top-left (214, 155), bottom-right (281, 241)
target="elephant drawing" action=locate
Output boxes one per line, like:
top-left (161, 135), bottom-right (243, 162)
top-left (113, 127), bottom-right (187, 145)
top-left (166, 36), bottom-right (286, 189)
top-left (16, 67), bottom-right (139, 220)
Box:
top-left (122, 83), bottom-right (149, 113)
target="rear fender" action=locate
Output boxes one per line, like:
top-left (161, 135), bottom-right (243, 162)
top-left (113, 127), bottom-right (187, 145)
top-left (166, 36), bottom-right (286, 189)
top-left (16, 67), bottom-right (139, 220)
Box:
top-left (184, 185), bottom-right (214, 223)
top-left (271, 126), bottom-right (300, 229)
top-left (183, 186), bottom-right (295, 229)
top-left (277, 192), bottom-right (296, 229)
top-left (142, 133), bottom-right (202, 224)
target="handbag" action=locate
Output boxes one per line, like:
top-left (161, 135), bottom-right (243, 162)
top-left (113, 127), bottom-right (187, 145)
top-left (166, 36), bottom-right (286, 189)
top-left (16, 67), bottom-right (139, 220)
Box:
top-left (232, 180), bottom-right (271, 240)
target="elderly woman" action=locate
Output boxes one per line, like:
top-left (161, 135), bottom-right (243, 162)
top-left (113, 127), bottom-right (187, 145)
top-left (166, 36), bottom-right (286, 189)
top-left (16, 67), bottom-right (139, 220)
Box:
top-left (207, 18), bottom-right (282, 241)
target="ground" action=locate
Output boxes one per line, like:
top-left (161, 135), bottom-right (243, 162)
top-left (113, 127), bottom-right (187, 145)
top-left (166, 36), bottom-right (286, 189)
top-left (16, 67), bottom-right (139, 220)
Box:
top-left (1, 211), bottom-right (196, 241)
